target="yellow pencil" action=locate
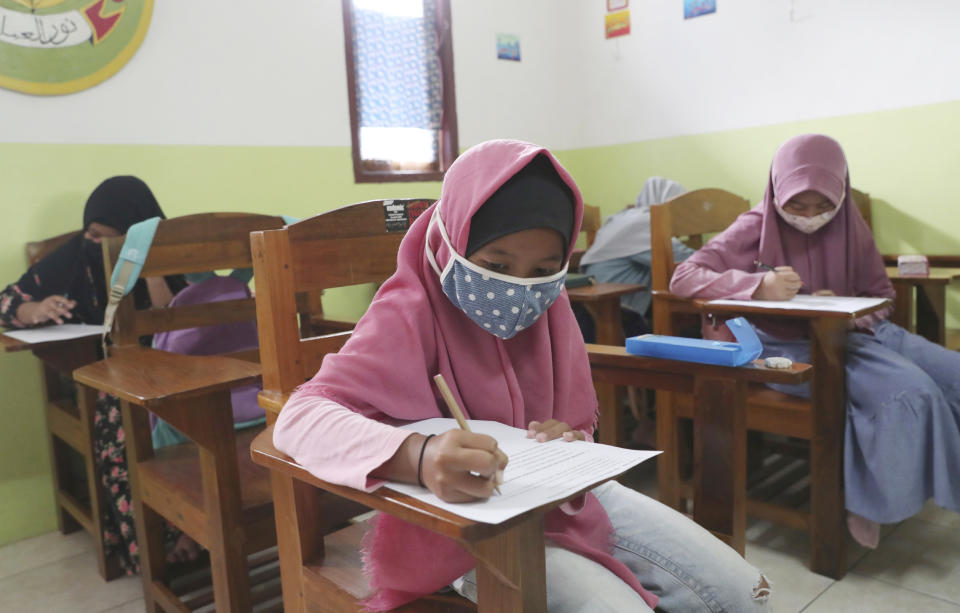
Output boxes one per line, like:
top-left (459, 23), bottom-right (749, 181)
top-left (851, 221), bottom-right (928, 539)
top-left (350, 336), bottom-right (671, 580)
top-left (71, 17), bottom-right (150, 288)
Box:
top-left (433, 373), bottom-right (503, 494)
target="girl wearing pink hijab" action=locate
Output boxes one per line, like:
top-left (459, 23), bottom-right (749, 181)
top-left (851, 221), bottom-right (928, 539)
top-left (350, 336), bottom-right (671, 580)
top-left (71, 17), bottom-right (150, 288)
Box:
top-left (671, 134), bottom-right (960, 548)
top-left (274, 140), bottom-right (770, 612)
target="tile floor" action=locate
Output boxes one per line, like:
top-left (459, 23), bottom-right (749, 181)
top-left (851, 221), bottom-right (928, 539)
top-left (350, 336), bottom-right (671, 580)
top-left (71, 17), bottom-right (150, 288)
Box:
top-left (1, 463), bottom-right (958, 612)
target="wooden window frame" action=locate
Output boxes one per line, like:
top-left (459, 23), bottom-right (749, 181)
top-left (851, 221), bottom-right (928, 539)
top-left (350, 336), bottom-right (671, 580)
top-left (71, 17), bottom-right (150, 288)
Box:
top-left (341, 0), bottom-right (459, 183)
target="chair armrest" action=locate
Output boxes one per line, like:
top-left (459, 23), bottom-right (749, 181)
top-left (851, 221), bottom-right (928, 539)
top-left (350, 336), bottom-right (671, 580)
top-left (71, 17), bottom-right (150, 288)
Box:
top-left (257, 390), bottom-right (289, 417)
top-left (586, 344), bottom-right (812, 388)
top-left (73, 346), bottom-right (261, 409)
top-left (251, 426), bottom-right (593, 543)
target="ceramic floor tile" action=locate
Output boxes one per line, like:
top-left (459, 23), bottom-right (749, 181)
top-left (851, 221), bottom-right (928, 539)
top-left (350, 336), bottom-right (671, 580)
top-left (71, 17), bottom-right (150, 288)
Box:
top-left (914, 500), bottom-right (960, 530)
top-left (0, 548), bottom-right (141, 613)
top-left (100, 598), bottom-right (145, 613)
top-left (743, 520), bottom-right (833, 612)
top-left (851, 517), bottom-right (960, 605)
top-left (744, 517), bottom-right (888, 575)
top-left (804, 573), bottom-right (960, 613)
top-left (0, 530), bottom-right (93, 581)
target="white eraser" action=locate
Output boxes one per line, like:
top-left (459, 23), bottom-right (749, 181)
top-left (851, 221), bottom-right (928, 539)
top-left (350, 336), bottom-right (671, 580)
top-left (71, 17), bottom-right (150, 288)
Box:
top-left (764, 356), bottom-right (793, 369)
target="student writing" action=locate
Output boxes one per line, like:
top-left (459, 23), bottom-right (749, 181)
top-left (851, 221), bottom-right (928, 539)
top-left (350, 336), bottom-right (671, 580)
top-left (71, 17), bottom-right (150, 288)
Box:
top-left (670, 133), bottom-right (960, 548)
top-left (273, 139), bottom-right (771, 612)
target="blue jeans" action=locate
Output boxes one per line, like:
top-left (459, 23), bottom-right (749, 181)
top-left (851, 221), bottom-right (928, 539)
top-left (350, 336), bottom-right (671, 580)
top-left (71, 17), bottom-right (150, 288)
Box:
top-left (454, 481), bottom-right (771, 612)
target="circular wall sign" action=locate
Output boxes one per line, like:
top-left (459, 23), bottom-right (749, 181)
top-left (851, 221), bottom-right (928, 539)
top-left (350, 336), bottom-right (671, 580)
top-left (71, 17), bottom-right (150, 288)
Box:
top-left (0, 0), bottom-right (153, 95)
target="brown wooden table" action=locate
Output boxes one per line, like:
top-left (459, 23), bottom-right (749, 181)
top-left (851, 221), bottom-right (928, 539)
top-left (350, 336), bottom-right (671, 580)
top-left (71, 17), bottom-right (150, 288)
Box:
top-left (74, 347), bottom-right (270, 610)
top-left (886, 267), bottom-right (960, 345)
top-left (2, 331), bottom-right (122, 579)
top-left (696, 298), bottom-right (889, 576)
top-left (567, 282), bottom-right (645, 446)
top-left (587, 344), bottom-right (811, 554)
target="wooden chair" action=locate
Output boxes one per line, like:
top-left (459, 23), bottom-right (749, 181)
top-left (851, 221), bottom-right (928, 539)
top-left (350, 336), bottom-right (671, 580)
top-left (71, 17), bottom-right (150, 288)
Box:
top-left (651, 188), bottom-right (860, 579)
top-left (250, 200), bottom-right (570, 612)
top-left (2, 231), bottom-right (122, 579)
top-left (73, 212), bottom-right (305, 612)
top-left (853, 190), bottom-right (960, 347)
top-left (567, 203), bottom-right (601, 272)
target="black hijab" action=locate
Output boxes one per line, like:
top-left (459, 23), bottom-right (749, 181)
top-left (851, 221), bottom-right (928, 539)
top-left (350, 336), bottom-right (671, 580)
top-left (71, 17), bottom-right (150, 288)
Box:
top-left (465, 154), bottom-right (575, 258)
top-left (9, 176), bottom-right (172, 325)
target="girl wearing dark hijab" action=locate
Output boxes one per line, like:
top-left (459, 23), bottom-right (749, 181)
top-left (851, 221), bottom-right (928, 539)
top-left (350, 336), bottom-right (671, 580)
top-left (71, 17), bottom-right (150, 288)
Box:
top-left (0, 175), bottom-right (182, 327)
top-left (1, 176), bottom-right (194, 573)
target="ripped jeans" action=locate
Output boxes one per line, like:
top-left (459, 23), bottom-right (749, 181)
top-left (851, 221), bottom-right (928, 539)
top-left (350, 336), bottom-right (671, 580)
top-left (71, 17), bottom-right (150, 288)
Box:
top-left (455, 481), bottom-right (771, 612)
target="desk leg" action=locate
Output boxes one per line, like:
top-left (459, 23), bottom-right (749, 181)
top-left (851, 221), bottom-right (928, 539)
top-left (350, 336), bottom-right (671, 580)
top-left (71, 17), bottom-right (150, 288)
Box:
top-left (916, 284), bottom-right (946, 345)
top-left (472, 515), bottom-right (547, 613)
top-left (809, 318), bottom-right (848, 579)
top-left (891, 281), bottom-right (913, 331)
top-left (693, 376), bottom-right (746, 555)
top-left (582, 300), bottom-right (626, 447)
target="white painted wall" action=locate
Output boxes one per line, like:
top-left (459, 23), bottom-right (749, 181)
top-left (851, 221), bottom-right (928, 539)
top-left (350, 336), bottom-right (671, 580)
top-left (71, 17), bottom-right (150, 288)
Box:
top-left (559, 0), bottom-right (960, 148)
top-left (2, 1), bottom-right (959, 150)
top-left (0, 0), bottom-right (572, 149)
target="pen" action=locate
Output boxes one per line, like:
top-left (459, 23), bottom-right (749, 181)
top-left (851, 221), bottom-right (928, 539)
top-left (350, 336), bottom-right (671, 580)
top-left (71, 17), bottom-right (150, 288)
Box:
top-left (433, 373), bottom-right (503, 494)
top-left (754, 260), bottom-right (776, 272)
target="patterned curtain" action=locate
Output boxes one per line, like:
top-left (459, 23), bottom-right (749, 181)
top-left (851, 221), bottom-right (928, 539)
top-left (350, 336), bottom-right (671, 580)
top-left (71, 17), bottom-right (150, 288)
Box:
top-left (353, 1), bottom-right (442, 162)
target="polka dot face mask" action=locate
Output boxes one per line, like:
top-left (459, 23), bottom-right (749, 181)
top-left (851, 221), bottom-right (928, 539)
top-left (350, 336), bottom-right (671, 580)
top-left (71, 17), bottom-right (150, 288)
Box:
top-left (426, 208), bottom-right (567, 340)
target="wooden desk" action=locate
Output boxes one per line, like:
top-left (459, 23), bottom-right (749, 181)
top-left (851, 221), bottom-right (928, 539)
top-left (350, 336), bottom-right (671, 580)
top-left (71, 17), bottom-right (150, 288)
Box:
top-left (566, 282), bottom-right (645, 346)
top-left (2, 331), bottom-right (120, 578)
top-left (567, 282), bottom-right (645, 447)
top-left (697, 298), bottom-right (889, 577)
top-left (587, 345), bottom-right (811, 554)
top-left (74, 347), bottom-right (271, 611)
top-left (251, 423), bottom-right (641, 613)
top-left (886, 267), bottom-right (960, 345)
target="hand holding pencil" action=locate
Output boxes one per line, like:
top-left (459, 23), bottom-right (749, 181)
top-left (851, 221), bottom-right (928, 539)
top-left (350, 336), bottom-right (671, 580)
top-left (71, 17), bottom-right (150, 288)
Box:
top-left (753, 260), bottom-right (803, 301)
top-left (430, 374), bottom-right (507, 498)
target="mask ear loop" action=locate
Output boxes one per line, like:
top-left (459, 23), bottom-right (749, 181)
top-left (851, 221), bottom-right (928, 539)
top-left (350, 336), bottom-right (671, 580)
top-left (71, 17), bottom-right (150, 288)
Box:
top-left (424, 205), bottom-right (456, 281)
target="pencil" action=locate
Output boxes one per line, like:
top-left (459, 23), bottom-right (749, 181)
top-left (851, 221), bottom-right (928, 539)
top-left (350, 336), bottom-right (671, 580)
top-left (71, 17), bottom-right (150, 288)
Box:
top-left (754, 260), bottom-right (776, 272)
top-left (432, 373), bottom-right (503, 494)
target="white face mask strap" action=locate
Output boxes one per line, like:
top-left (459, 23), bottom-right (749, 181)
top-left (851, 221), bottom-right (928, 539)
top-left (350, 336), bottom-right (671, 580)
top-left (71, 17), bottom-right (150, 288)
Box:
top-left (425, 205), bottom-right (457, 280)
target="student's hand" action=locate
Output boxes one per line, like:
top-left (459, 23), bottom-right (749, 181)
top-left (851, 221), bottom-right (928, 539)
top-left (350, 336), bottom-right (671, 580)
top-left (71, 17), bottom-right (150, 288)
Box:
top-left (753, 266), bottom-right (802, 301)
top-left (15, 295), bottom-right (76, 325)
top-left (527, 420), bottom-right (586, 443)
top-left (421, 430), bottom-right (508, 503)
top-left (812, 289), bottom-right (836, 296)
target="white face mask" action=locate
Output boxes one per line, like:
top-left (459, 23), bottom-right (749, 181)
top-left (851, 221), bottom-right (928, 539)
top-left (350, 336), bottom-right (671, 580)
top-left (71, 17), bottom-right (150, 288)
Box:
top-left (774, 204), bottom-right (840, 234)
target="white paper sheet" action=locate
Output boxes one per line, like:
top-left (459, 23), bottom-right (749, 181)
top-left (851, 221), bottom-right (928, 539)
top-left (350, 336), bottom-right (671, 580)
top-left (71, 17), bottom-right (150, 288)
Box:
top-left (382, 418), bottom-right (659, 524)
top-left (706, 295), bottom-right (889, 314)
top-left (2, 323), bottom-right (102, 344)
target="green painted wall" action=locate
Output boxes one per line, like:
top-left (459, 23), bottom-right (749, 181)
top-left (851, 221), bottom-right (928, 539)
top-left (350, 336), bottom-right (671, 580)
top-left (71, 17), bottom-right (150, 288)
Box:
top-left (556, 99), bottom-right (960, 329)
top-left (2, 98), bottom-right (959, 546)
top-left (0, 143), bottom-right (441, 546)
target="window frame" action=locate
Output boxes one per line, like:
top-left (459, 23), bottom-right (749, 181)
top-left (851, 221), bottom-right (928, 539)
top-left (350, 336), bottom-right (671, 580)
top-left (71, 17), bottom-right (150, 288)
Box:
top-left (341, 0), bottom-right (459, 183)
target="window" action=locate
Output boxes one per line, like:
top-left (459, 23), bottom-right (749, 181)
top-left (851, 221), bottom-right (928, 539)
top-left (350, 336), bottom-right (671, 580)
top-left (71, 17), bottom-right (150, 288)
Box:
top-left (342, 0), bottom-right (459, 182)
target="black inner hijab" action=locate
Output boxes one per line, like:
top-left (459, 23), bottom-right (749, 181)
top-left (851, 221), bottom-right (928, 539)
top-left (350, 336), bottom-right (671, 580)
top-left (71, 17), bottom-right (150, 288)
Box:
top-left (465, 154), bottom-right (575, 258)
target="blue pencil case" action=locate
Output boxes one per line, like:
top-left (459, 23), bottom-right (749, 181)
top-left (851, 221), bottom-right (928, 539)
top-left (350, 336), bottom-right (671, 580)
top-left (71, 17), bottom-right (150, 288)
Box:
top-left (624, 317), bottom-right (763, 367)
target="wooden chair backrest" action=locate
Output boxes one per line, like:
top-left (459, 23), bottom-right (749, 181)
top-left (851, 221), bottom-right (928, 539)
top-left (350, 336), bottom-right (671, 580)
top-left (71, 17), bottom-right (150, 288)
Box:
top-left (649, 188), bottom-right (751, 292)
top-left (25, 230), bottom-right (81, 266)
top-left (101, 212), bottom-right (287, 350)
top-left (251, 199), bottom-right (428, 414)
top-left (851, 188), bottom-right (871, 229)
top-left (581, 203), bottom-right (602, 247)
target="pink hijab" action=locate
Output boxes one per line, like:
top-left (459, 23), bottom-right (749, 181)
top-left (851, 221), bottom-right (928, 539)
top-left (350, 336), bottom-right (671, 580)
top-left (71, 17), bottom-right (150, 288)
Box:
top-left (684, 133), bottom-right (893, 338)
top-left (299, 139), bottom-right (658, 610)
